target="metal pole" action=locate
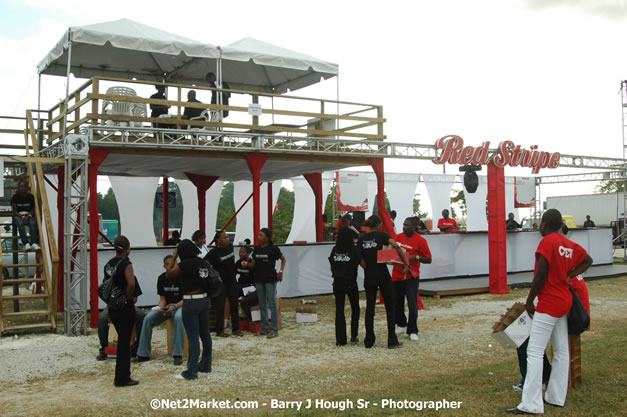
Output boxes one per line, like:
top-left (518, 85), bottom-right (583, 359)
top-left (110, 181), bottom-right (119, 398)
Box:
top-left (61, 39), bottom-right (72, 142)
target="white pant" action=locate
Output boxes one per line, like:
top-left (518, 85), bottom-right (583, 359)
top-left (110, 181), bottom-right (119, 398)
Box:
top-left (518, 312), bottom-right (569, 414)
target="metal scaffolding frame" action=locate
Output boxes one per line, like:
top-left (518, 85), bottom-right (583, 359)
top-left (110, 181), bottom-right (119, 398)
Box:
top-left (63, 134), bottom-right (89, 336)
top-left (36, 123), bottom-right (627, 335)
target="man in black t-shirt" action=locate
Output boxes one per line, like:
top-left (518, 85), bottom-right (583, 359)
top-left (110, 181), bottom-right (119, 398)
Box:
top-left (205, 72), bottom-right (231, 119)
top-left (506, 213), bottom-right (522, 231)
top-left (583, 215), bottom-right (595, 228)
top-left (182, 90), bottom-right (205, 122)
top-left (150, 85), bottom-right (170, 128)
top-left (11, 181), bottom-right (39, 250)
top-left (133, 255), bottom-right (185, 365)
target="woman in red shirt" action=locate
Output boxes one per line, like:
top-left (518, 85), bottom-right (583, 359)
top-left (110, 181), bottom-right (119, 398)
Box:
top-left (508, 209), bottom-right (592, 415)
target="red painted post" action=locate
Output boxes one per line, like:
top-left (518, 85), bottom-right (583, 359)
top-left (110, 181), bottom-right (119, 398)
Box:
top-left (368, 158), bottom-right (395, 235)
top-left (88, 148), bottom-right (111, 328)
top-left (162, 176), bottom-right (169, 244)
top-left (184, 173), bottom-right (219, 234)
top-left (304, 173), bottom-right (324, 242)
top-left (487, 162), bottom-right (509, 294)
top-left (267, 182), bottom-right (273, 231)
top-left (56, 166), bottom-right (64, 312)
top-left (244, 154), bottom-right (268, 245)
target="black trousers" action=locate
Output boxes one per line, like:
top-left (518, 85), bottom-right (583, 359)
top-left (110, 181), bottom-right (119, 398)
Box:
top-left (214, 278), bottom-right (240, 333)
top-left (109, 301), bottom-right (135, 385)
top-left (518, 338), bottom-right (552, 384)
top-left (333, 280), bottom-right (360, 345)
top-left (364, 277), bottom-right (398, 347)
top-left (240, 292), bottom-right (259, 320)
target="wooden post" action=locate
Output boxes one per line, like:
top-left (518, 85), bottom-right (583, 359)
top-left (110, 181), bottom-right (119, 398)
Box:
top-left (176, 86), bottom-right (181, 130)
top-left (568, 334), bottom-right (582, 388)
top-left (91, 78), bottom-right (99, 126)
top-left (74, 91), bottom-right (80, 133)
top-left (377, 106), bottom-right (384, 140)
top-left (252, 95), bottom-right (259, 128)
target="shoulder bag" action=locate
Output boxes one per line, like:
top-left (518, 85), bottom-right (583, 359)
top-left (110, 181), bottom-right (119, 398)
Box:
top-left (97, 259), bottom-right (128, 310)
top-left (568, 286), bottom-right (590, 335)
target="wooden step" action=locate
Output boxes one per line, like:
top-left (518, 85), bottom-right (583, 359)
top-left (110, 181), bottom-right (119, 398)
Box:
top-left (3, 310), bottom-right (50, 318)
top-left (1, 249), bottom-right (42, 254)
top-left (1, 236), bottom-right (20, 240)
top-left (1, 278), bottom-right (45, 285)
top-left (2, 263), bottom-right (43, 268)
top-left (2, 294), bottom-right (48, 301)
top-left (1, 322), bottom-right (54, 334)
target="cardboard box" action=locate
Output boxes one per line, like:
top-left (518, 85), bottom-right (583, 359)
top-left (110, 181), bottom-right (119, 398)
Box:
top-left (296, 313), bottom-right (318, 323)
top-left (492, 302), bottom-right (531, 349)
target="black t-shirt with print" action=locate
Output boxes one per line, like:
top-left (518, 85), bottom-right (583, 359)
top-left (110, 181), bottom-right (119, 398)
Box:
top-left (157, 272), bottom-right (183, 305)
top-left (251, 244), bottom-right (283, 284)
top-left (235, 258), bottom-right (255, 288)
top-left (328, 245), bottom-right (361, 284)
top-left (179, 257), bottom-right (209, 294)
top-left (206, 244), bottom-right (236, 283)
top-left (358, 231), bottom-right (391, 283)
top-left (11, 192), bottom-right (35, 213)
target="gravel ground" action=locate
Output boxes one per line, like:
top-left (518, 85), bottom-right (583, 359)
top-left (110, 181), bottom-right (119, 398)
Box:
top-left (1, 279), bottom-right (626, 417)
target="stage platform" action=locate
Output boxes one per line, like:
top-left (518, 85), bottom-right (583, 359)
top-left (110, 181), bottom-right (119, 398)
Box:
top-left (418, 263), bottom-right (627, 299)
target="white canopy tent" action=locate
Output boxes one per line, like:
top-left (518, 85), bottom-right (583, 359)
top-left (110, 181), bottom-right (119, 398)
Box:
top-left (220, 37), bottom-right (339, 94)
top-left (38, 18), bottom-right (220, 84)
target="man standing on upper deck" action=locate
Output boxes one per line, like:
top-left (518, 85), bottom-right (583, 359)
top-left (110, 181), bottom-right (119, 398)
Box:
top-left (150, 85), bottom-right (170, 128)
top-left (205, 72), bottom-right (231, 119)
top-left (437, 209), bottom-right (457, 232)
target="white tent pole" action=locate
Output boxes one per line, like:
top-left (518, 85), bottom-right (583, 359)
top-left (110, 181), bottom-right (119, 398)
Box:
top-left (217, 48), bottom-right (223, 122)
top-left (61, 37), bottom-right (72, 142)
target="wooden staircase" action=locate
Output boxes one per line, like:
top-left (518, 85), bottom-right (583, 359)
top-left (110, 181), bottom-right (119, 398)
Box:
top-left (0, 112), bottom-right (58, 335)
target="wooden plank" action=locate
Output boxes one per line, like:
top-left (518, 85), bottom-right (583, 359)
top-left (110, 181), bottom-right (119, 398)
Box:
top-left (2, 156), bottom-right (65, 164)
top-left (3, 294), bottom-right (49, 301)
top-left (1, 323), bottom-right (54, 334)
top-left (87, 113), bottom-right (384, 140)
top-left (2, 310), bottom-right (50, 318)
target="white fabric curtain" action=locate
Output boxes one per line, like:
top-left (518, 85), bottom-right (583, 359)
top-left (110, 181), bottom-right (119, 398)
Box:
top-left (422, 174), bottom-right (457, 231)
top-left (464, 175), bottom-right (488, 231)
top-left (505, 176), bottom-right (519, 221)
top-left (109, 176), bottom-right (159, 246)
top-left (233, 181), bottom-right (280, 244)
top-left (385, 173), bottom-right (420, 233)
top-left (285, 173), bottom-right (333, 243)
top-left (177, 180), bottom-right (199, 240)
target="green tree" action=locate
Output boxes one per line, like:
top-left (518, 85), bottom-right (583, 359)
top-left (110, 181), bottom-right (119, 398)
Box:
top-left (272, 187), bottom-right (295, 244)
top-left (451, 189), bottom-right (467, 219)
top-left (215, 182), bottom-right (236, 232)
top-left (97, 188), bottom-right (120, 222)
top-left (153, 182), bottom-right (184, 242)
top-left (597, 180), bottom-right (627, 193)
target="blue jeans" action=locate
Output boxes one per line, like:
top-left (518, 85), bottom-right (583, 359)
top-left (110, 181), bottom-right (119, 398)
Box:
top-left (181, 297), bottom-right (212, 378)
top-left (13, 215), bottom-right (39, 246)
top-left (393, 278), bottom-right (419, 335)
top-left (137, 308), bottom-right (184, 358)
top-left (256, 282), bottom-right (278, 334)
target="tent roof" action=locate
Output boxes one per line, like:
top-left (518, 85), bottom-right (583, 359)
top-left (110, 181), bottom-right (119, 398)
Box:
top-left (219, 37), bottom-right (338, 93)
top-left (38, 18), bottom-right (220, 83)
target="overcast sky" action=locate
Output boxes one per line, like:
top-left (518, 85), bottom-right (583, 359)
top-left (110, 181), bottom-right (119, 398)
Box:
top-left (1, 0), bottom-right (627, 214)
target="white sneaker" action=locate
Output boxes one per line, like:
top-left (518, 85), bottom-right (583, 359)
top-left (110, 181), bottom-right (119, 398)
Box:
top-left (24, 243), bottom-right (32, 250)
top-left (31, 243), bottom-right (40, 250)
top-left (409, 333), bottom-right (419, 341)
top-left (395, 326), bottom-right (404, 335)
top-left (512, 383), bottom-right (523, 392)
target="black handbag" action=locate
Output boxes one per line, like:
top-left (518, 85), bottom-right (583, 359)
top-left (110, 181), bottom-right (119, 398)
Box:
top-left (97, 259), bottom-right (127, 310)
top-left (198, 259), bottom-right (223, 298)
top-left (567, 286), bottom-right (590, 335)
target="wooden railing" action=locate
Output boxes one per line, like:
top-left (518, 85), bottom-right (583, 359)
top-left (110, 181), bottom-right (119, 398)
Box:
top-left (24, 110), bottom-right (59, 324)
top-left (45, 76), bottom-right (385, 145)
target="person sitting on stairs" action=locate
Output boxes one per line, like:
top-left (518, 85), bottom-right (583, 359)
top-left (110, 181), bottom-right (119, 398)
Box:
top-left (11, 181), bottom-right (39, 250)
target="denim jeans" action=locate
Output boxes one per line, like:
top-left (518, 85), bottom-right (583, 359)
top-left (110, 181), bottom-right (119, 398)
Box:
top-left (13, 215), bottom-right (39, 246)
top-left (393, 278), bottom-right (419, 335)
top-left (256, 282), bottom-right (278, 334)
top-left (333, 280), bottom-right (359, 345)
top-left (181, 297), bottom-right (212, 378)
top-left (518, 313), bottom-right (569, 413)
top-left (137, 308), bottom-right (184, 358)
